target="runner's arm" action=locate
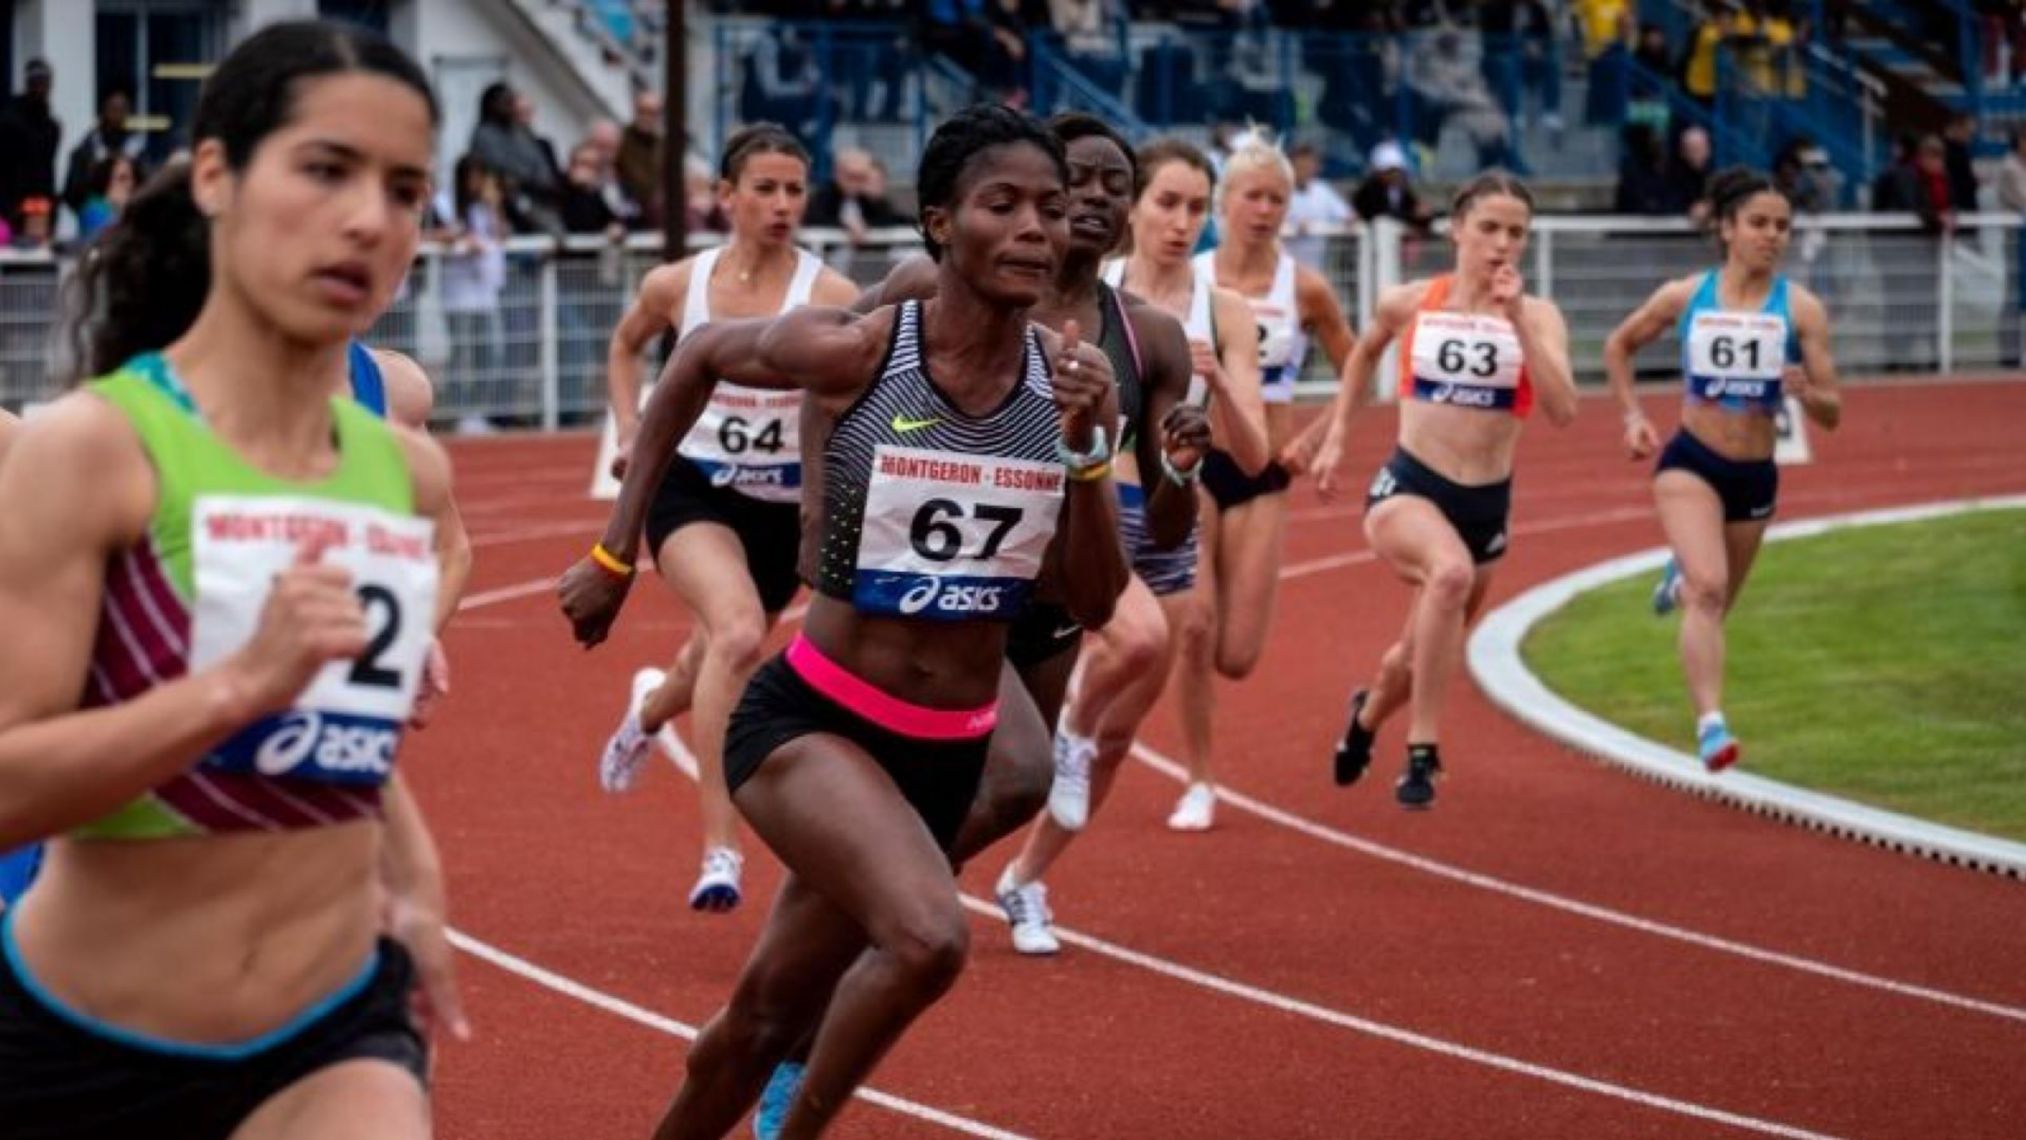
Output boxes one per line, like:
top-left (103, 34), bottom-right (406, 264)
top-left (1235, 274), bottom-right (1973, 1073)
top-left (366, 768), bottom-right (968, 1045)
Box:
top-left (606, 263), bottom-right (688, 443)
top-left (1788, 286), bottom-right (1842, 430)
top-left (1130, 305), bottom-right (1202, 551)
top-left (1206, 287), bottom-right (1270, 476)
top-left (1516, 296), bottom-right (1577, 427)
top-left (1603, 277), bottom-right (1694, 428)
top-left (0, 397), bottom-right (329, 847)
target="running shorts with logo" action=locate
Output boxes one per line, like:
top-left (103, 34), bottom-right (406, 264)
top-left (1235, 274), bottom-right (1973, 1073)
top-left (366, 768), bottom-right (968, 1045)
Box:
top-left (1366, 447), bottom-right (1513, 565)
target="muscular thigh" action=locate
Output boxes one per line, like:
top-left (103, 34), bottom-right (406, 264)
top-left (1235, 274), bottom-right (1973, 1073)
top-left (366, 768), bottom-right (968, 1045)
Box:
top-left (231, 1060), bottom-right (427, 1140)
top-left (1365, 495), bottom-right (1472, 585)
top-left (660, 522), bottom-right (770, 631)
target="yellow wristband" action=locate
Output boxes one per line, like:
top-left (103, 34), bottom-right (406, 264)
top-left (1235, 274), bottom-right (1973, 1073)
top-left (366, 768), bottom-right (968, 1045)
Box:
top-left (589, 542), bottom-right (634, 577)
top-left (1066, 460), bottom-right (1112, 483)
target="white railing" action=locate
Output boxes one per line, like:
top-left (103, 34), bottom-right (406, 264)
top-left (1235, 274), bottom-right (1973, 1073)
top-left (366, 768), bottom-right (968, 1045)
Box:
top-left (3, 213), bottom-right (2019, 428)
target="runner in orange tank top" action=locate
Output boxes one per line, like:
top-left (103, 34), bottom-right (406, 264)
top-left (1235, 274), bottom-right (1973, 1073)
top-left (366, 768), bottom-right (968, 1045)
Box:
top-left (1310, 172), bottom-right (1578, 809)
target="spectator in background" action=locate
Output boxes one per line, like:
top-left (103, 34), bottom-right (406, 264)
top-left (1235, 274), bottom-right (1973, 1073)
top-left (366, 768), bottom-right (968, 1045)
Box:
top-left (1998, 124), bottom-right (2026, 365)
top-left (559, 141), bottom-right (627, 238)
top-left (806, 145), bottom-right (907, 242)
top-left (581, 118), bottom-right (642, 228)
top-left (1874, 133), bottom-right (1953, 371)
top-left (1050, 0), bottom-right (1117, 54)
top-left (617, 88), bottom-right (663, 226)
top-left (1774, 136), bottom-right (1841, 299)
top-left (9, 196), bottom-right (52, 252)
top-left (439, 155), bottom-right (509, 432)
top-left (1285, 139), bottom-right (1353, 269)
top-left (470, 81), bottom-right (563, 234)
top-left (1944, 112), bottom-right (1981, 214)
top-left (61, 88), bottom-right (145, 222)
top-left (1407, 29), bottom-right (1520, 170)
top-left (1668, 125), bottom-right (1714, 220)
top-left (1576, 0), bottom-right (1633, 125)
top-left (1614, 123), bottom-right (1675, 214)
top-left (683, 152), bottom-right (729, 236)
top-left (0, 60), bottom-right (60, 230)
top-left (1351, 140), bottom-right (1433, 234)
top-left (1870, 132), bottom-right (1916, 211)
top-left (74, 153), bottom-right (139, 242)
top-left (1680, 0), bottom-right (1734, 109)
top-left (740, 24), bottom-right (830, 136)
top-left (1628, 23), bottom-right (1677, 130)
top-left (1480, 0), bottom-right (1563, 135)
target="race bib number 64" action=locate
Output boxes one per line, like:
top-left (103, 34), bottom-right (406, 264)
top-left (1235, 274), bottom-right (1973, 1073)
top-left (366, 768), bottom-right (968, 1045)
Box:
top-left (190, 495), bottom-right (438, 783)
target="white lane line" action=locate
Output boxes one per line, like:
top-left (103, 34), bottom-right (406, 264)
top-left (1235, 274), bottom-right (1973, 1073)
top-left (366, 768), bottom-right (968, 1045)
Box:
top-left (955, 897), bottom-right (1841, 1140)
top-left (1127, 742), bottom-right (2026, 1026)
top-left (446, 929), bottom-right (1034, 1140)
top-left (458, 578), bottom-right (556, 612)
top-left (468, 521), bottom-right (604, 550)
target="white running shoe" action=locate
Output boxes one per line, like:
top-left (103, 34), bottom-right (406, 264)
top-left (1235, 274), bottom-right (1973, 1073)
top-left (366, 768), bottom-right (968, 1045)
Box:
top-left (599, 668), bottom-right (667, 793)
top-left (1166, 782), bottom-right (1216, 832)
top-left (1047, 731), bottom-right (1095, 832)
top-left (688, 847), bottom-right (744, 912)
top-left (995, 865), bottom-right (1060, 956)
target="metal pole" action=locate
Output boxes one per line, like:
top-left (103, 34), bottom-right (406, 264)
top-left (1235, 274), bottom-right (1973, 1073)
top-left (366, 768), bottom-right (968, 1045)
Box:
top-left (1937, 231), bottom-right (1954, 375)
top-left (663, 0), bottom-right (689, 265)
top-left (538, 257), bottom-right (559, 431)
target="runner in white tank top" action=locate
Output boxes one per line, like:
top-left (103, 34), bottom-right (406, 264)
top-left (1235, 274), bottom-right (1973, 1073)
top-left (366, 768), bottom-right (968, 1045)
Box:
top-left (595, 126), bottom-right (858, 914)
top-left (998, 139), bottom-right (1266, 943)
top-left (1172, 128), bottom-right (1363, 828)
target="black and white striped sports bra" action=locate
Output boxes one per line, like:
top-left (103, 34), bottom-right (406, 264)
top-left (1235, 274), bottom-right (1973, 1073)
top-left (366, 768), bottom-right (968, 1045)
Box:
top-left (815, 301), bottom-right (1067, 622)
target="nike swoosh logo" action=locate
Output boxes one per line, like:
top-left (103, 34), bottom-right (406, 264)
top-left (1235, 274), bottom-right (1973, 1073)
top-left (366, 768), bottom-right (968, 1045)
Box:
top-left (892, 414), bottom-right (941, 433)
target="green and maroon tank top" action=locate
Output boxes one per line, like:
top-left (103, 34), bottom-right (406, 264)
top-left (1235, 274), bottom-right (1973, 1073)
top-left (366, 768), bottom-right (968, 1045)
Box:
top-left (72, 352), bottom-right (438, 840)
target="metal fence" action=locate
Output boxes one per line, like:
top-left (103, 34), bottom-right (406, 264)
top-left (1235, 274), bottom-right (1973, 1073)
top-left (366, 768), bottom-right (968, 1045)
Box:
top-left (3, 213), bottom-right (2019, 427)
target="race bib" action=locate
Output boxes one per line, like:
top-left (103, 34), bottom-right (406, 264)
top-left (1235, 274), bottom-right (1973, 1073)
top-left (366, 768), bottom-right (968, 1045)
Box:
top-left (853, 446), bottom-right (1065, 621)
top-left (677, 383), bottom-right (803, 503)
top-left (1410, 312), bottom-right (1522, 410)
top-left (1686, 311), bottom-right (1786, 407)
top-left (189, 495), bottom-right (438, 785)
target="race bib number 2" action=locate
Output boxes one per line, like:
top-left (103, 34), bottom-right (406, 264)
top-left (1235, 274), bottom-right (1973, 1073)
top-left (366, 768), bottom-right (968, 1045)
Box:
top-left (854, 446), bottom-right (1065, 620)
top-left (190, 495), bottom-right (438, 784)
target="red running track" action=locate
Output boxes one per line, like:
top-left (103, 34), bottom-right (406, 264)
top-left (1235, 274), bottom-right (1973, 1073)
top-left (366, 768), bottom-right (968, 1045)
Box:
top-left (412, 379), bottom-right (2026, 1139)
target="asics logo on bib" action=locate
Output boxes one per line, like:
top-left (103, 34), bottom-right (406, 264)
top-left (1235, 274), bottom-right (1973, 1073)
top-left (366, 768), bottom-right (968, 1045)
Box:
top-left (1430, 383), bottom-right (1498, 408)
top-left (891, 413), bottom-right (942, 434)
top-left (251, 710), bottom-right (397, 780)
top-left (896, 576), bottom-right (1005, 616)
top-left (1701, 378), bottom-right (1768, 400)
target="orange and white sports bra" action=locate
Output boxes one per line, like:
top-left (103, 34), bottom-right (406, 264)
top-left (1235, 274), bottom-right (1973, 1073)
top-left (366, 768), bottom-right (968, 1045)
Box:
top-left (1396, 275), bottom-right (1532, 418)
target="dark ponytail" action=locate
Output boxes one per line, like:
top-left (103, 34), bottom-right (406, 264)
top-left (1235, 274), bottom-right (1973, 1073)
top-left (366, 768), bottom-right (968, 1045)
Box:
top-left (61, 20), bottom-right (438, 383)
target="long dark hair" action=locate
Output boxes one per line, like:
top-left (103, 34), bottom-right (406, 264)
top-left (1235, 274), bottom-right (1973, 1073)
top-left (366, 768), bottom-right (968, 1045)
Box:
top-left (62, 21), bottom-right (438, 383)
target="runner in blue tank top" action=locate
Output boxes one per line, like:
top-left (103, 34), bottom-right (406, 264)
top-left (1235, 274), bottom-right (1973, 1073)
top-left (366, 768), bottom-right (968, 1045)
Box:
top-left (1605, 167), bottom-right (1844, 772)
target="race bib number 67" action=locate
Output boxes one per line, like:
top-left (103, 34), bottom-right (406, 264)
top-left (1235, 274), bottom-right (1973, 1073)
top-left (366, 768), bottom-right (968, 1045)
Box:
top-left (190, 495), bottom-right (438, 783)
top-left (853, 446), bottom-right (1065, 620)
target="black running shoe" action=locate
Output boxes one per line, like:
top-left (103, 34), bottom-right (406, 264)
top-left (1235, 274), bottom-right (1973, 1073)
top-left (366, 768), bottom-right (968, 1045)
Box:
top-left (1395, 744), bottom-right (1442, 810)
top-left (1333, 689), bottom-right (1375, 787)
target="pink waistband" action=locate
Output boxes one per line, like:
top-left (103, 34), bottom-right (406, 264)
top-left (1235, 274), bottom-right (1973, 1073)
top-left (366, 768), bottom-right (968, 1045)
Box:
top-left (786, 634), bottom-right (999, 741)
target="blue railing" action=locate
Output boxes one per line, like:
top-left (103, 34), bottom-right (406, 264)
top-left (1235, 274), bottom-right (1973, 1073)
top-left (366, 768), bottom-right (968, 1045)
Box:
top-left (1028, 38), bottom-right (1153, 141)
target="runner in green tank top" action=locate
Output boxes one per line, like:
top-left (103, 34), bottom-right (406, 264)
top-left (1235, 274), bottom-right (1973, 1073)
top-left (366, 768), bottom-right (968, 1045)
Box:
top-left (0, 24), bottom-right (460, 1139)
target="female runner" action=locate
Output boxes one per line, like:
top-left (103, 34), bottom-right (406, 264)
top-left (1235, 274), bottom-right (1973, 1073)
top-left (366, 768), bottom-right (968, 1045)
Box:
top-left (0, 22), bottom-right (459, 1137)
top-left (1315, 172), bottom-right (1577, 808)
top-left (598, 125), bottom-right (858, 912)
top-left (994, 136), bottom-right (1268, 954)
top-left (1604, 167), bottom-right (1842, 770)
top-left (1176, 127), bottom-right (1362, 829)
top-left (559, 105), bottom-right (1129, 1140)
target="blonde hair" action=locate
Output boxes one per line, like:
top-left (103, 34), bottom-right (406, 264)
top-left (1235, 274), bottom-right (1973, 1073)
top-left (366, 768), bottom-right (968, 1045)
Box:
top-left (1219, 124), bottom-right (1294, 208)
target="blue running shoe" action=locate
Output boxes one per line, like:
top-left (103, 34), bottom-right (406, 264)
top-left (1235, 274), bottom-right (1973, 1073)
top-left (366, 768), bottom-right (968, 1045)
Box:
top-left (754, 1061), bottom-right (805, 1140)
top-left (1652, 557), bottom-right (1683, 616)
top-left (1697, 721), bottom-right (1740, 773)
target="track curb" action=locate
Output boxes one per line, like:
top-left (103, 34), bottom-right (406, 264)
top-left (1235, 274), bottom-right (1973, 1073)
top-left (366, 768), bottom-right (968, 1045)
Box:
top-left (1467, 494), bottom-right (2026, 879)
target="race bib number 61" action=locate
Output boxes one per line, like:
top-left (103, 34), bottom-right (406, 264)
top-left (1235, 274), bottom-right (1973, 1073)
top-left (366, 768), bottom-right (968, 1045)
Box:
top-left (190, 495), bottom-right (438, 783)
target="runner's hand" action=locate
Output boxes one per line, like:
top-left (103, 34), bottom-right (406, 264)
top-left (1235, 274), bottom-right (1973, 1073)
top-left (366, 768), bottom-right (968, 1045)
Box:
top-left (225, 539), bottom-right (367, 718)
top-left (409, 640), bottom-right (451, 728)
top-left (1491, 263), bottom-right (1526, 323)
top-left (1313, 423), bottom-right (1350, 503)
top-left (1161, 404), bottom-right (1211, 471)
top-left (385, 893), bottom-right (471, 1044)
top-left (1624, 414), bottom-right (1661, 460)
top-left (1049, 320), bottom-right (1113, 449)
top-left (1187, 339), bottom-right (1229, 399)
top-left (557, 557), bottom-right (633, 648)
